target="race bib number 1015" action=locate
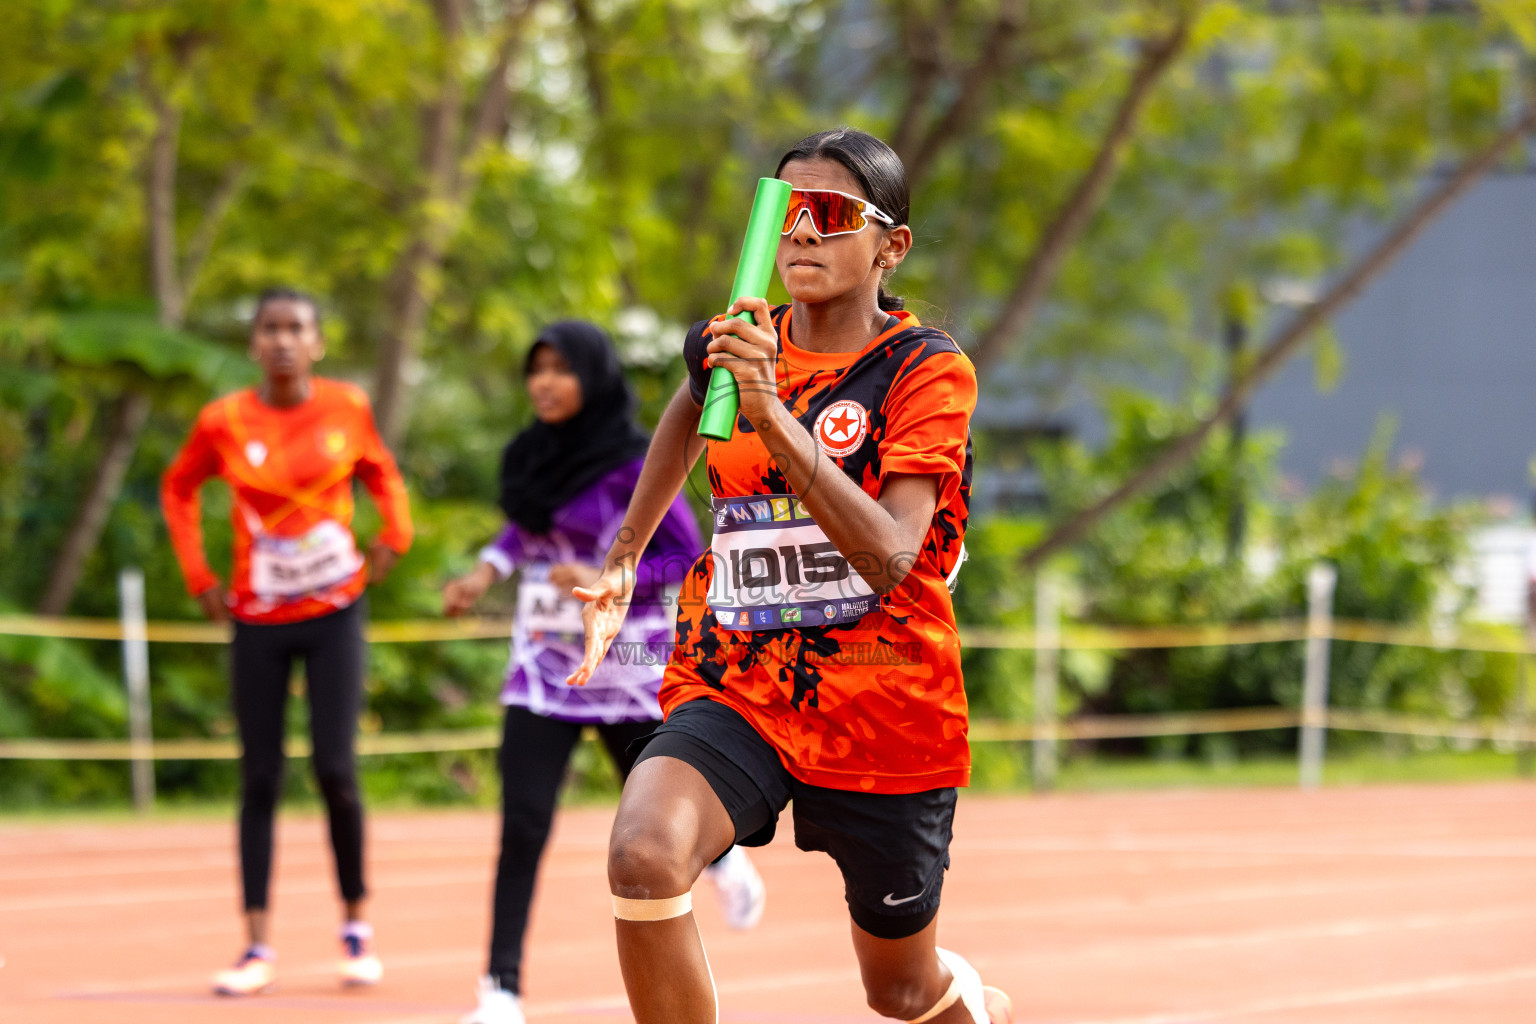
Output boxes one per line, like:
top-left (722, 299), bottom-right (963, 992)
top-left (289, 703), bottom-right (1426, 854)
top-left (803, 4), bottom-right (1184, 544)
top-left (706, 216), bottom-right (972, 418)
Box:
top-left (708, 494), bottom-right (876, 631)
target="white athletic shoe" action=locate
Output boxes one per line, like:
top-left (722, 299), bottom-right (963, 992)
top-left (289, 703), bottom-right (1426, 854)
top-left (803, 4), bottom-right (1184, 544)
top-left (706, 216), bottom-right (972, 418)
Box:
top-left (704, 846), bottom-right (766, 930)
top-left (983, 985), bottom-right (1014, 1024)
top-left (461, 976), bottom-right (525, 1024)
top-left (213, 948), bottom-right (276, 996)
top-left (339, 924), bottom-right (383, 987)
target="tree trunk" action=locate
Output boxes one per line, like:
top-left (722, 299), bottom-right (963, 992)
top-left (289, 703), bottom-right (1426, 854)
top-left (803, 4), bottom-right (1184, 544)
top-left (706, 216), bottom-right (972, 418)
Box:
top-left (889, 0), bottom-right (1024, 191)
top-left (971, 19), bottom-right (1192, 372)
top-left (372, 0), bottom-right (536, 444)
top-left (1223, 312), bottom-right (1249, 562)
top-left (1020, 103), bottom-right (1536, 572)
top-left (887, 0), bottom-right (961, 169)
top-left (904, 0), bottom-right (1026, 189)
top-left (38, 391), bottom-right (152, 615)
top-left (181, 161), bottom-right (246, 304)
top-left (567, 0), bottom-right (644, 304)
top-left (146, 89), bottom-right (184, 328)
top-left (375, 235), bottom-right (445, 445)
top-left (372, 0), bottom-right (463, 444)
top-left (37, 69), bottom-right (189, 615)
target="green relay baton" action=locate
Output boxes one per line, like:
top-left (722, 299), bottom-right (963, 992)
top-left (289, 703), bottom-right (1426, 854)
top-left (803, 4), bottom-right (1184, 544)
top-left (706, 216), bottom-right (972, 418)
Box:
top-left (697, 177), bottom-right (794, 442)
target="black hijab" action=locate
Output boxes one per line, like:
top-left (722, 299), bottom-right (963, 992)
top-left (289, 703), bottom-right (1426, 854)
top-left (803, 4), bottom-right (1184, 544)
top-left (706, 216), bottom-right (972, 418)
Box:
top-left (498, 321), bottom-right (652, 535)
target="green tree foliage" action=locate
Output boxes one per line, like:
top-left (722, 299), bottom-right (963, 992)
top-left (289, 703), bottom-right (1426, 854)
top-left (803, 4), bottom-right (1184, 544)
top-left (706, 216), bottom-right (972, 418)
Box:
top-left (958, 395), bottom-right (1508, 765)
top-left (2, 0), bottom-right (1532, 804)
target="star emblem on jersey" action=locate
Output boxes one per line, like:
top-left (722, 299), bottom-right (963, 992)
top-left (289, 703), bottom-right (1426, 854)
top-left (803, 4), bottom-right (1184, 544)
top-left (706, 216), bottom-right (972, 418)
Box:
top-left (812, 400), bottom-right (869, 458)
top-left (244, 440), bottom-right (267, 467)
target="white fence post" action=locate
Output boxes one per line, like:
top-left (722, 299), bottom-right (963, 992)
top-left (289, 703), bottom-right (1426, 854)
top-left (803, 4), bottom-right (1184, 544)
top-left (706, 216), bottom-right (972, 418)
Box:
top-left (1517, 646), bottom-right (1534, 778)
top-left (1033, 570), bottom-right (1061, 792)
top-left (1298, 562), bottom-right (1337, 791)
top-left (119, 568), bottom-right (154, 812)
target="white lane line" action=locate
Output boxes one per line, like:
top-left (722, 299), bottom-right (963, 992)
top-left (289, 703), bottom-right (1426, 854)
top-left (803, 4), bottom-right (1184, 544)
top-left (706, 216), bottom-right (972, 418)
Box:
top-left (0, 847), bottom-right (504, 884)
top-left (673, 884), bottom-right (1536, 958)
top-left (0, 867), bottom-right (497, 912)
top-left (708, 902), bottom-right (1536, 980)
top-left (956, 836), bottom-right (1536, 859)
top-left (941, 864), bottom-right (1536, 930)
top-left (1066, 962), bottom-right (1536, 1024)
top-left (54, 945), bottom-right (489, 996)
top-left (0, 847), bottom-right (605, 891)
top-left (17, 894), bottom-right (494, 951)
top-left (62, 903), bottom-right (1536, 1006)
top-left (964, 904), bottom-right (1536, 970)
top-left (365, 959), bottom-right (1536, 1022)
top-left (54, 931), bottom-right (1536, 1021)
top-left (13, 850), bottom-right (1524, 926)
top-left (522, 967), bottom-right (865, 1019)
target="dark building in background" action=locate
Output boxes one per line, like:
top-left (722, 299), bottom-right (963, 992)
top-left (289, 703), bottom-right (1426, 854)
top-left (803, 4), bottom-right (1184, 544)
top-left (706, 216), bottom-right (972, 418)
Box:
top-left (1250, 174), bottom-right (1536, 504)
top-left (973, 173), bottom-right (1536, 517)
top-left (969, 173), bottom-right (1536, 621)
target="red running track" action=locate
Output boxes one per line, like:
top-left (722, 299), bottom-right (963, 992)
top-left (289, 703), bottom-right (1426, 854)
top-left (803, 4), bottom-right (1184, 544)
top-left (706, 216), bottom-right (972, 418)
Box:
top-left (2, 783), bottom-right (1534, 1023)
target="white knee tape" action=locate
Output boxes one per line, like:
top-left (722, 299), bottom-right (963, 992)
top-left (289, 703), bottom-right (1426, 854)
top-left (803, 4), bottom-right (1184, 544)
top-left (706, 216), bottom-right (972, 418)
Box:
top-left (934, 948), bottom-right (988, 1024)
top-left (907, 974), bottom-right (960, 1023)
top-left (612, 891), bottom-right (693, 922)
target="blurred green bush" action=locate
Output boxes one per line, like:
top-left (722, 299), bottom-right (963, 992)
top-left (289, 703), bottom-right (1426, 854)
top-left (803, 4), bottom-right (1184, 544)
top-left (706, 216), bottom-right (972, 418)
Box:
top-left (960, 392), bottom-right (1517, 785)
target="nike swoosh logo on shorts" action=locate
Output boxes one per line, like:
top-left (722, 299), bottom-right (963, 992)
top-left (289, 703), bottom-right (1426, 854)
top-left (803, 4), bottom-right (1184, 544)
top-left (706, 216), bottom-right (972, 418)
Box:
top-left (883, 891), bottom-right (924, 906)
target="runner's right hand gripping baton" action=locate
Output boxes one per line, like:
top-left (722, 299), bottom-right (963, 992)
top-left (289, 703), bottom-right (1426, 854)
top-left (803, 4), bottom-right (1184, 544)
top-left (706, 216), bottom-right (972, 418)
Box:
top-left (697, 177), bottom-right (794, 442)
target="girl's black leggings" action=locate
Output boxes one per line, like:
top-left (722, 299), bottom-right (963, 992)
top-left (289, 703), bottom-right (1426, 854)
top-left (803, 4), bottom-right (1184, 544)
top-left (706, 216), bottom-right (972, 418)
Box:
top-left (489, 705), bottom-right (655, 993)
top-left (231, 598), bottom-right (367, 911)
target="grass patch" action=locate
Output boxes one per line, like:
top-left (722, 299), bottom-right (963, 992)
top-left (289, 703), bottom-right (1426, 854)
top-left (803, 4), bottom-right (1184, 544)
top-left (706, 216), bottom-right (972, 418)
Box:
top-left (969, 735), bottom-right (1535, 792)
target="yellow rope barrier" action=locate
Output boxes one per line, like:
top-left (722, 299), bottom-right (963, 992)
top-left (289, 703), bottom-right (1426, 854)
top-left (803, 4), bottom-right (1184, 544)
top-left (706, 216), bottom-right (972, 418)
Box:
top-left (1323, 709), bottom-right (1536, 744)
top-left (968, 707), bottom-right (1301, 742)
top-left (0, 727), bottom-right (503, 761)
top-left (8, 614), bottom-right (1526, 652)
top-left (8, 709), bottom-right (1530, 760)
top-left (3, 613), bottom-right (1530, 761)
top-left (959, 621), bottom-right (1313, 651)
top-left (0, 614), bottom-right (510, 644)
top-left (9, 613), bottom-right (1523, 651)
top-left (1330, 619), bottom-right (1531, 654)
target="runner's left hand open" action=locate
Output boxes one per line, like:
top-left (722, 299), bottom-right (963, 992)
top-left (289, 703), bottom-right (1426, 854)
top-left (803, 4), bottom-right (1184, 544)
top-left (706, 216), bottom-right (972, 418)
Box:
top-left (565, 560), bottom-right (634, 686)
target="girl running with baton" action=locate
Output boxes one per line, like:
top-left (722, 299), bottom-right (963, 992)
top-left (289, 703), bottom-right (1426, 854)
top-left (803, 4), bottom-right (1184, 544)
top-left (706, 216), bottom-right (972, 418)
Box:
top-left (441, 322), bottom-right (765, 1024)
top-left (163, 288), bottom-right (412, 996)
top-left (568, 128), bottom-right (1010, 1023)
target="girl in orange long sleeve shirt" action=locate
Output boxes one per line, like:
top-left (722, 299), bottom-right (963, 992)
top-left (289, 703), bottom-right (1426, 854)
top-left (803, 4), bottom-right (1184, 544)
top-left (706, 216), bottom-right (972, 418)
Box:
top-left (162, 289), bottom-right (412, 996)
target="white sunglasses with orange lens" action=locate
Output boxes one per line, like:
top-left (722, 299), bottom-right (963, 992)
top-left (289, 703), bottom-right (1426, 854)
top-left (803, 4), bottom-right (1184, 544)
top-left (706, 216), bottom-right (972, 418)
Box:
top-left (781, 188), bottom-right (897, 237)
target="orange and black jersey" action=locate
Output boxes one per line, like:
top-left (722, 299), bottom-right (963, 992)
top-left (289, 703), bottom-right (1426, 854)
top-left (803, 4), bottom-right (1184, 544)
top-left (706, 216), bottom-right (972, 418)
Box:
top-left (666, 304), bottom-right (976, 793)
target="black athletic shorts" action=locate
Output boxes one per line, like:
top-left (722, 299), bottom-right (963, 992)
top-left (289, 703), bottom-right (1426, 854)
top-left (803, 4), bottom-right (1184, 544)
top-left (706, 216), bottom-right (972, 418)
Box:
top-left (632, 697), bottom-right (957, 940)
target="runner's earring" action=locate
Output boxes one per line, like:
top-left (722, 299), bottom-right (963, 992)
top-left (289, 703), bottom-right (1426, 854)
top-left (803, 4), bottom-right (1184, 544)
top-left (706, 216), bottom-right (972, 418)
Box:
top-left (879, 260), bottom-right (888, 267)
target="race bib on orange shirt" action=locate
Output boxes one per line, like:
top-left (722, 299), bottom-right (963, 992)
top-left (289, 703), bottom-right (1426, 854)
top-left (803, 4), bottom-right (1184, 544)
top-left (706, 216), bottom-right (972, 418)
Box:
top-left (249, 519), bottom-right (363, 599)
top-left (708, 494), bottom-right (877, 631)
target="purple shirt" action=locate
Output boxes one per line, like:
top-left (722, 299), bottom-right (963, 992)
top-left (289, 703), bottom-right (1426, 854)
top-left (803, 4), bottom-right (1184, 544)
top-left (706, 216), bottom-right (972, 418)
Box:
top-left (479, 458), bottom-right (702, 723)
